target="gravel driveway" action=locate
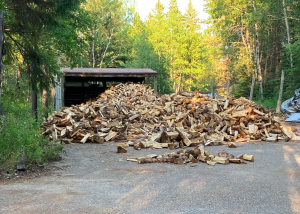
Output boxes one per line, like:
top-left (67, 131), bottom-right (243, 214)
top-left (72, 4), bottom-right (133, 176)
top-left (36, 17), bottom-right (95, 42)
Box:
top-left (1, 140), bottom-right (300, 214)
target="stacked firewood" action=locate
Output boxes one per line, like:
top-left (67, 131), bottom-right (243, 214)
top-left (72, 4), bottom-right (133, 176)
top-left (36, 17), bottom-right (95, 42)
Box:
top-left (42, 83), bottom-right (294, 147)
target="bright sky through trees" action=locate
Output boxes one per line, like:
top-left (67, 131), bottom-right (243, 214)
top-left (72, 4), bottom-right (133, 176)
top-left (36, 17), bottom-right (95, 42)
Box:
top-left (135, 0), bottom-right (209, 26)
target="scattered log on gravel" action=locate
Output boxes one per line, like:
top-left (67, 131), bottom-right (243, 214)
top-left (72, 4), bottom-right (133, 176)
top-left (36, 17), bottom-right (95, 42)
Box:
top-left (117, 146), bottom-right (127, 153)
top-left (243, 154), bottom-right (255, 162)
top-left (129, 146), bottom-right (252, 166)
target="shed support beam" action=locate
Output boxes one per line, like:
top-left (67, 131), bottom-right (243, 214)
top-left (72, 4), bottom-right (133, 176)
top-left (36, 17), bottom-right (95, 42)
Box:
top-left (82, 80), bottom-right (84, 103)
top-left (154, 76), bottom-right (157, 93)
top-left (61, 76), bottom-right (65, 107)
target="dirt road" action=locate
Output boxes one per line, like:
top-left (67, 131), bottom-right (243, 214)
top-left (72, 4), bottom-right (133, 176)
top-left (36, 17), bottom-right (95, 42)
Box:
top-left (1, 139), bottom-right (300, 214)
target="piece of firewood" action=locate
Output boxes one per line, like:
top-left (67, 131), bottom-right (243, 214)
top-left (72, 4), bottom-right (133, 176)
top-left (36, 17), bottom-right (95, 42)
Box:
top-left (266, 137), bottom-right (278, 142)
top-left (229, 159), bottom-right (247, 164)
top-left (207, 160), bottom-right (216, 166)
top-left (61, 139), bottom-right (72, 144)
top-left (208, 155), bottom-right (214, 160)
top-left (204, 151), bottom-right (210, 157)
top-left (168, 143), bottom-right (175, 150)
top-left (139, 141), bottom-right (155, 148)
top-left (79, 133), bottom-right (89, 144)
top-left (166, 132), bottom-right (179, 139)
top-left (157, 157), bottom-right (175, 163)
top-left (236, 154), bottom-right (243, 159)
top-left (138, 158), bottom-right (157, 164)
top-left (175, 127), bottom-right (192, 146)
top-left (94, 135), bottom-right (104, 144)
top-left (228, 142), bottom-right (237, 148)
top-left (117, 146), bottom-right (127, 153)
top-left (129, 114), bottom-right (139, 121)
top-left (253, 109), bottom-right (265, 116)
top-left (174, 157), bottom-right (185, 164)
top-left (174, 142), bottom-right (180, 149)
top-left (213, 156), bottom-right (229, 164)
top-left (189, 154), bottom-right (198, 163)
top-left (243, 154), bottom-right (254, 162)
top-left (224, 100), bottom-right (229, 109)
top-left (134, 143), bottom-right (141, 150)
top-left (197, 155), bottom-right (209, 162)
top-left (127, 158), bottom-right (138, 162)
top-left (199, 145), bottom-right (205, 156)
top-left (117, 143), bottom-right (129, 148)
top-left (52, 129), bottom-right (58, 141)
top-left (105, 131), bottom-right (117, 142)
top-left (232, 109), bottom-right (248, 117)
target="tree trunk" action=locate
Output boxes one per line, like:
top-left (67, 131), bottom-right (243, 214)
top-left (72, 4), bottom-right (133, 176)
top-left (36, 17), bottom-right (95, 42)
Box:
top-left (42, 90), bottom-right (48, 108)
top-left (100, 19), bottom-right (115, 68)
top-left (16, 67), bottom-right (20, 90)
top-left (283, 0), bottom-right (293, 68)
top-left (0, 11), bottom-right (4, 102)
top-left (276, 70), bottom-right (285, 114)
top-left (255, 23), bottom-right (263, 102)
top-left (275, 25), bottom-right (281, 72)
top-left (31, 90), bottom-right (38, 120)
top-left (249, 74), bottom-right (255, 101)
top-left (92, 40), bottom-right (95, 68)
top-left (226, 80), bottom-right (230, 98)
top-left (253, 1), bottom-right (263, 102)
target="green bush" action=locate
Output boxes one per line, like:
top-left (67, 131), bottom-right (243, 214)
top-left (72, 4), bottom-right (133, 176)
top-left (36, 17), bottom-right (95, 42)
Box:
top-left (0, 67), bottom-right (64, 170)
top-left (0, 112), bottom-right (64, 169)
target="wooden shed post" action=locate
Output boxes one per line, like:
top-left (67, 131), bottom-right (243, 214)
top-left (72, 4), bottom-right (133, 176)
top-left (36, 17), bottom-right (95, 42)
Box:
top-left (154, 76), bottom-right (157, 93)
top-left (61, 76), bottom-right (65, 107)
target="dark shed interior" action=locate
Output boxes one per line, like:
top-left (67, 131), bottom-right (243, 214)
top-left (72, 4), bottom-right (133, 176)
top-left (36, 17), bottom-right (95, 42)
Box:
top-left (61, 68), bottom-right (157, 107)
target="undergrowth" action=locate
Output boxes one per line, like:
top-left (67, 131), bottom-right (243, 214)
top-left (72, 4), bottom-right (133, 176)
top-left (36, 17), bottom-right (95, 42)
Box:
top-left (253, 97), bottom-right (278, 109)
top-left (0, 68), bottom-right (64, 170)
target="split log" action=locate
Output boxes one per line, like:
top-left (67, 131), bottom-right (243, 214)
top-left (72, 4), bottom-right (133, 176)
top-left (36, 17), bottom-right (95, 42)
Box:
top-left (229, 159), bottom-right (247, 164)
top-left (228, 142), bottom-right (237, 148)
top-left (117, 143), bottom-right (129, 148)
top-left (80, 133), bottom-right (90, 144)
top-left (117, 146), bottom-right (127, 153)
top-left (243, 154), bottom-right (254, 162)
top-left (213, 156), bottom-right (229, 164)
top-left (175, 127), bottom-right (192, 146)
top-left (207, 160), bottom-right (216, 166)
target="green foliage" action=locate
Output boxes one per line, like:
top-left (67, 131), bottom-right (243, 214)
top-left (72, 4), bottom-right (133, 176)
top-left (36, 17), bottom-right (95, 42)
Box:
top-left (0, 68), bottom-right (64, 170)
top-left (126, 0), bottom-right (208, 94)
top-left (1, 0), bottom-right (84, 92)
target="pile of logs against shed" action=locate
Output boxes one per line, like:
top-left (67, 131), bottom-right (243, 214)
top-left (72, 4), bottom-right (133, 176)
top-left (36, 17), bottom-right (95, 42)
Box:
top-left (42, 83), bottom-right (294, 165)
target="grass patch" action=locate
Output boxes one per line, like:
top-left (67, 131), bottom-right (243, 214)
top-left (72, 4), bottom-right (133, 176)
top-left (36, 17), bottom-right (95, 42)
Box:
top-left (253, 97), bottom-right (278, 109)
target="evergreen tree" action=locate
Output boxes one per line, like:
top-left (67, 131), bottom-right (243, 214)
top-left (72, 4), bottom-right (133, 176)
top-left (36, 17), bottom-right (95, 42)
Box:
top-left (1, 0), bottom-right (84, 92)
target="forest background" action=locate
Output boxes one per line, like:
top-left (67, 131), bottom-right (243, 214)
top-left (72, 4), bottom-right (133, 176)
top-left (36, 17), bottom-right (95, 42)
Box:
top-left (0, 0), bottom-right (299, 168)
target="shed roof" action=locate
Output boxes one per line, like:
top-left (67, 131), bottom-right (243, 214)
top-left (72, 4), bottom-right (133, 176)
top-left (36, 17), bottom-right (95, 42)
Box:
top-left (61, 68), bottom-right (157, 77)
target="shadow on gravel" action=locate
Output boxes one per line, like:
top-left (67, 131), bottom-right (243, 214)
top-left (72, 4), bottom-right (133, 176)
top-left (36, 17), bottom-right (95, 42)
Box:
top-left (283, 144), bottom-right (300, 213)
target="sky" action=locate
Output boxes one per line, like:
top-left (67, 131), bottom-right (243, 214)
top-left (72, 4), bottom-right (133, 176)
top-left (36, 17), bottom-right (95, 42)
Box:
top-left (134, 0), bottom-right (209, 22)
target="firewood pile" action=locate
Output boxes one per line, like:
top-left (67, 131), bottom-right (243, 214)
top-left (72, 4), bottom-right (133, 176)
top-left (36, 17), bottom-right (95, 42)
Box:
top-left (42, 83), bottom-right (293, 148)
top-left (126, 147), bottom-right (254, 166)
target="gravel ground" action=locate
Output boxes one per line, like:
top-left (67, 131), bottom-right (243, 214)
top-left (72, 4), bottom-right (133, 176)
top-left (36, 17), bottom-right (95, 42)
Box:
top-left (0, 140), bottom-right (300, 214)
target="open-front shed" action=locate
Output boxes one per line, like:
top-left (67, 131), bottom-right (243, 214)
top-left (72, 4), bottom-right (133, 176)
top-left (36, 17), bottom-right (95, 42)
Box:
top-left (55, 68), bottom-right (157, 109)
